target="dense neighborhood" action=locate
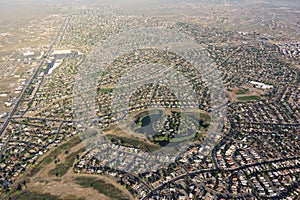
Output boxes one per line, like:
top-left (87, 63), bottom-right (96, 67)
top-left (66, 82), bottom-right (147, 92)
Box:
top-left (0, 2), bottom-right (299, 200)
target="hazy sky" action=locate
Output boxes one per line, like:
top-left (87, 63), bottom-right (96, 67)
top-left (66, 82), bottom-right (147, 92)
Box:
top-left (0, 0), bottom-right (299, 26)
top-left (0, 0), bottom-right (60, 28)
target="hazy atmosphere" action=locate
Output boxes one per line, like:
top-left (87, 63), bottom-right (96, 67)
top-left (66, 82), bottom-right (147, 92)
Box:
top-left (0, 0), bottom-right (299, 199)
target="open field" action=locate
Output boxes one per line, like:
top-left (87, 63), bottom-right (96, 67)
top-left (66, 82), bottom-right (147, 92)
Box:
top-left (29, 136), bottom-right (82, 177)
top-left (74, 176), bottom-right (130, 200)
top-left (48, 148), bottom-right (84, 177)
top-left (6, 135), bottom-right (132, 200)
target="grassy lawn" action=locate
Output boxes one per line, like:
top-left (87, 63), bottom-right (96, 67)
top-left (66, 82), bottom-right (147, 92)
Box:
top-left (10, 190), bottom-right (85, 200)
top-left (74, 177), bottom-right (130, 200)
top-left (30, 136), bottom-right (82, 177)
top-left (193, 132), bottom-right (206, 142)
top-left (185, 112), bottom-right (211, 122)
top-left (10, 190), bottom-right (60, 200)
top-left (107, 134), bottom-right (160, 152)
top-left (237, 96), bottom-right (260, 101)
top-left (98, 88), bottom-right (113, 94)
top-left (236, 89), bottom-right (246, 95)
